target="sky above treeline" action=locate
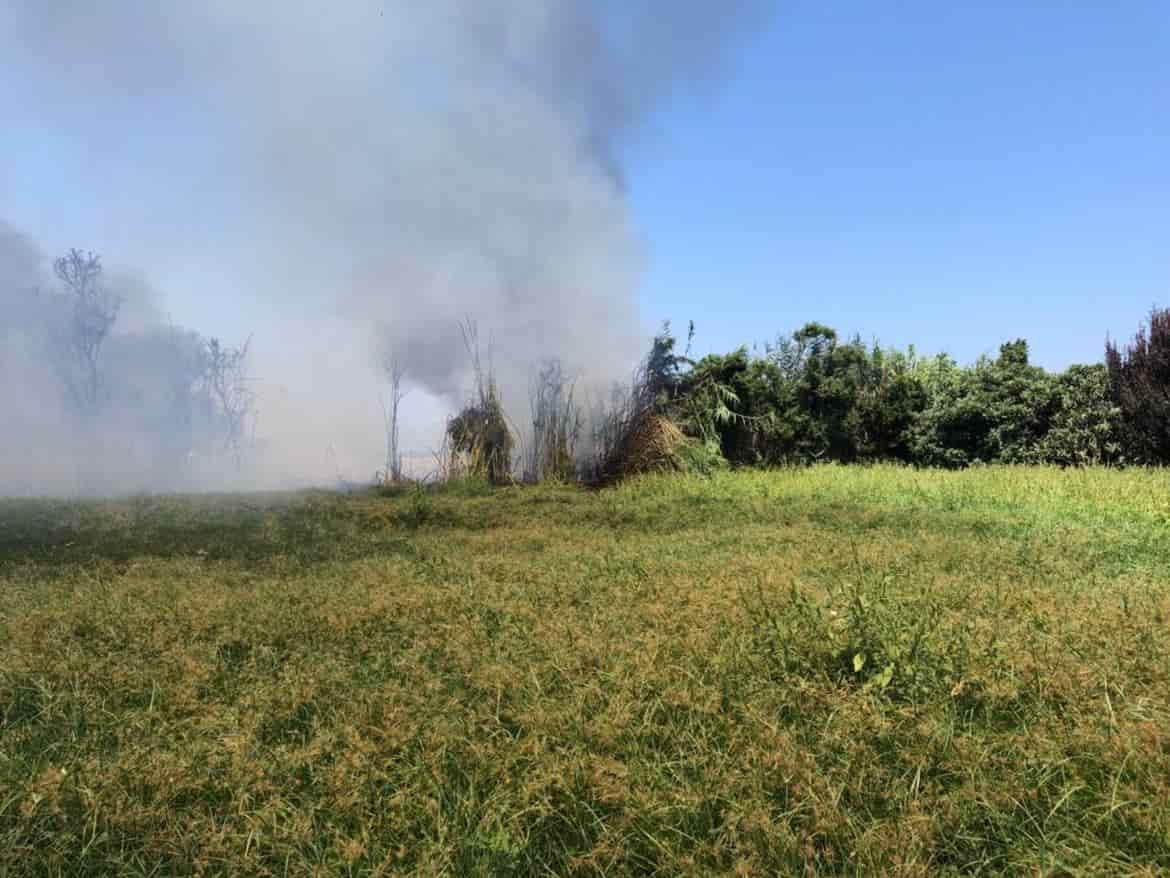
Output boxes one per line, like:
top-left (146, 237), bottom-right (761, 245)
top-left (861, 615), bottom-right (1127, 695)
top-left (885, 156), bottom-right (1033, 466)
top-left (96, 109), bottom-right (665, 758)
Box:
top-left (3, 1), bottom-right (1166, 380)
top-left (632, 2), bottom-right (1168, 368)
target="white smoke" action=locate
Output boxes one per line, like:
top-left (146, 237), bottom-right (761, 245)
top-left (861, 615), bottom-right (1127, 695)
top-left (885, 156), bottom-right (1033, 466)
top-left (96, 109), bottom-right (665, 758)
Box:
top-left (0, 1), bottom-right (769, 494)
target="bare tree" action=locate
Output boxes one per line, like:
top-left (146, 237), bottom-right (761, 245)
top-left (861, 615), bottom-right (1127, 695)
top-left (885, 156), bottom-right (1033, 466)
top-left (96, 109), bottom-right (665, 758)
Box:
top-left (378, 343), bottom-right (409, 484)
top-left (51, 249), bottom-right (121, 415)
top-left (202, 335), bottom-right (255, 468)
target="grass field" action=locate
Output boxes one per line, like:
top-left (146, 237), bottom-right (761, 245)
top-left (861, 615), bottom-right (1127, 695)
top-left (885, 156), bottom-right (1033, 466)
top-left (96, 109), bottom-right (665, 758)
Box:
top-left (3, 465), bottom-right (1170, 876)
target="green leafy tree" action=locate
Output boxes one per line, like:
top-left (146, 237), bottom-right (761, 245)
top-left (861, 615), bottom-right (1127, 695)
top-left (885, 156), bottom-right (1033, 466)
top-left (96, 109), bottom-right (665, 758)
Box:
top-left (909, 341), bottom-right (1053, 467)
top-left (1036, 364), bottom-right (1121, 465)
top-left (677, 348), bottom-right (773, 464)
top-left (849, 345), bottom-right (928, 462)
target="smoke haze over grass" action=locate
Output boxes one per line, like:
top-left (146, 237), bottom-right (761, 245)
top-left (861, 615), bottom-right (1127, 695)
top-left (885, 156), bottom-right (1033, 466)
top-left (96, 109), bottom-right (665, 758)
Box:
top-left (0, 1), bottom-right (768, 495)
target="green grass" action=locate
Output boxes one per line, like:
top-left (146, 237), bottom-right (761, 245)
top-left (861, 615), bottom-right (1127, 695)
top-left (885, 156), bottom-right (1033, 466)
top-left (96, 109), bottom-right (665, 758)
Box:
top-left (2, 465), bottom-right (1169, 876)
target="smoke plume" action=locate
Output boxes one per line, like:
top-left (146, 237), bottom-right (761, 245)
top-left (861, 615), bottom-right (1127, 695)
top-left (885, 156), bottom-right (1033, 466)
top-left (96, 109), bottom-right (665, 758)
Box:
top-left (0, 1), bottom-right (768, 493)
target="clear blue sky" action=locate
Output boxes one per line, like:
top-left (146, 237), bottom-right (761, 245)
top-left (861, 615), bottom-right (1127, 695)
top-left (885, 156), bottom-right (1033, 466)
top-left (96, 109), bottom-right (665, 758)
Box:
top-left (3, 2), bottom-right (1167, 373)
top-left (628, 1), bottom-right (1169, 369)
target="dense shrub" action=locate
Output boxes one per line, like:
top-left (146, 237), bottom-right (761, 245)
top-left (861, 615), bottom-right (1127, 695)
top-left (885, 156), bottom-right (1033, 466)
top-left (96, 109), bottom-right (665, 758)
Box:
top-left (648, 309), bottom-right (1164, 472)
top-left (1037, 364), bottom-right (1121, 466)
top-left (677, 327), bottom-right (929, 467)
top-left (908, 340), bottom-right (1055, 467)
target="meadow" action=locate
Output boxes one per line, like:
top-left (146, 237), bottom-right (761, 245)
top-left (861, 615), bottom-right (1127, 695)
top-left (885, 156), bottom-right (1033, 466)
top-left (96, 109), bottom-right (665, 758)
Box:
top-left (2, 465), bottom-right (1170, 876)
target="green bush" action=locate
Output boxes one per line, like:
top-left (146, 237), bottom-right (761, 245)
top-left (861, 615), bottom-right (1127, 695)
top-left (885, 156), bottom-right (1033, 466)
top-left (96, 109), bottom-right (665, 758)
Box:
top-left (1037, 363), bottom-right (1122, 465)
top-left (908, 341), bottom-right (1054, 467)
top-left (673, 437), bottom-right (729, 475)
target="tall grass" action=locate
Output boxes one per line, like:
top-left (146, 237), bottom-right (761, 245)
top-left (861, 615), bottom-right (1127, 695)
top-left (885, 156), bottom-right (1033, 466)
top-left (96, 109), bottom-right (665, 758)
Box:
top-left (524, 358), bottom-right (581, 484)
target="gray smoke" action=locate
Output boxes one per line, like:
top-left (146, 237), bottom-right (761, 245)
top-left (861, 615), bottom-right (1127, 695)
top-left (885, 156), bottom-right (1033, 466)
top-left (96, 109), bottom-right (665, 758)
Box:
top-left (1, 222), bottom-right (207, 495)
top-left (1, 1), bottom-right (768, 493)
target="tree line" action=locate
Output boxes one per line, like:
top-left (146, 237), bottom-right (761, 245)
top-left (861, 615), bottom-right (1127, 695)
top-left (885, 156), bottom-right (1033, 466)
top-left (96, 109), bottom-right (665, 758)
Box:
top-left (640, 307), bottom-right (1170, 470)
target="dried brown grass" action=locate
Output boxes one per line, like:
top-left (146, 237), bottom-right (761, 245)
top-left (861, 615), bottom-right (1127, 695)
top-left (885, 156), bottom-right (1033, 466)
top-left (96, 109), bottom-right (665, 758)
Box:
top-left (599, 412), bottom-right (687, 484)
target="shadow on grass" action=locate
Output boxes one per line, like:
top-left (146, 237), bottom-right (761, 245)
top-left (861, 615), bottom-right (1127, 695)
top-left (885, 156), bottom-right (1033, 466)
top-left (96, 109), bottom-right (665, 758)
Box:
top-left (0, 492), bottom-right (419, 568)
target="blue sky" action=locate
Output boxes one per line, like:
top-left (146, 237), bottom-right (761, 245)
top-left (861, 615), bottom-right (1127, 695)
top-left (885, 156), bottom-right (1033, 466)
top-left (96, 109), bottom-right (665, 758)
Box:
top-left (628, 1), bottom-right (1169, 368)
top-left (3, 2), bottom-right (1167, 374)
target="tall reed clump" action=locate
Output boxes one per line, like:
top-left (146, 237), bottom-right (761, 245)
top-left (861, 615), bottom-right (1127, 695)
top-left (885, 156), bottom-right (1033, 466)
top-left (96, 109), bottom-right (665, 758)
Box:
top-left (375, 340), bottom-right (409, 486)
top-left (446, 319), bottom-right (514, 486)
top-left (525, 358), bottom-right (582, 483)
